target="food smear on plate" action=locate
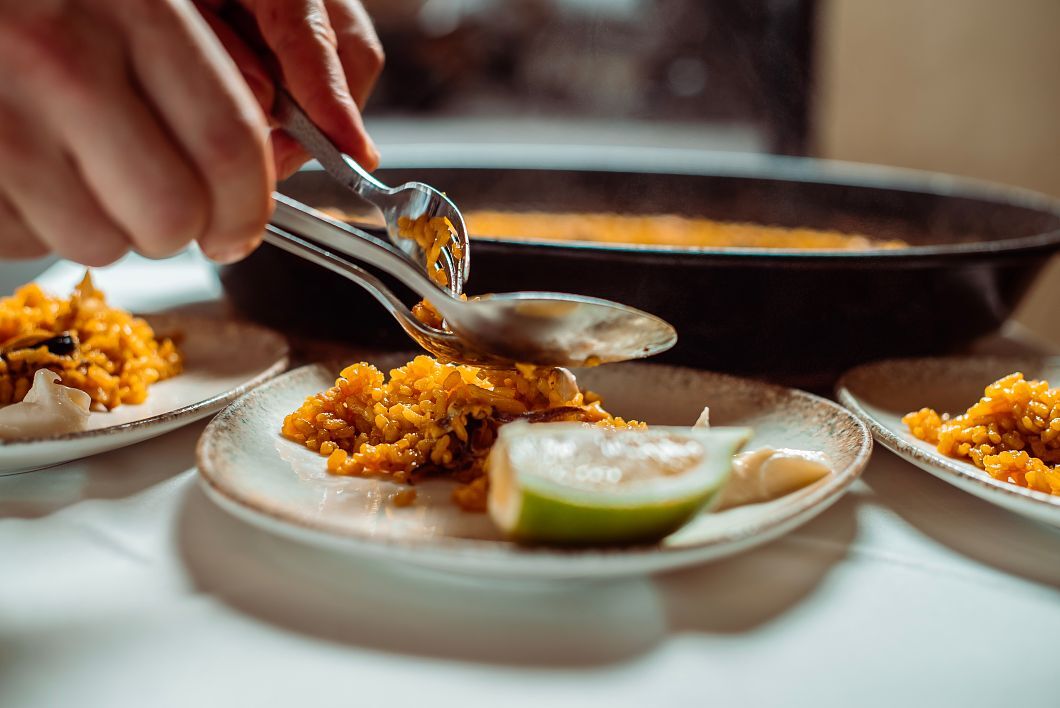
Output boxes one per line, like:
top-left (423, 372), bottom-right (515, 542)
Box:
top-left (0, 273), bottom-right (182, 410)
top-left (715, 448), bottom-right (831, 509)
top-left (485, 421), bottom-right (750, 545)
top-left (904, 372), bottom-right (1060, 496)
top-left (280, 355), bottom-right (640, 511)
top-left (693, 405), bottom-right (832, 508)
top-left (0, 369), bottom-right (91, 437)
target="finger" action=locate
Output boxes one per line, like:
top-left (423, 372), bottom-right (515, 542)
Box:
top-left (0, 106), bottom-right (130, 267)
top-left (114, 0), bottom-right (273, 263)
top-left (196, 5), bottom-right (275, 112)
top-left (246, 0), bottom-right (379, 170)
top-left (200, 5), bottom-right (306, 180)
top-left (0, 196), bottom-right (50, 261)
top-left (271, 129), bottom-right (310, 180)
top-left (10, 11), bottom-right (210, 259)
top-left (322, 0), bottom-right (384, 109)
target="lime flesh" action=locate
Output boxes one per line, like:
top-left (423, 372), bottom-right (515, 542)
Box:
top-left (487, 422), bottom-right (750, 545)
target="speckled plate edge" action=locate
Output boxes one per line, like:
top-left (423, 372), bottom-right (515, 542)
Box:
top-left (836, 356), bottom-right (1060, 523)
top-left (0, 314), bottom-right (290, 448)
top-left (196, 361), bottom-right (873, 578)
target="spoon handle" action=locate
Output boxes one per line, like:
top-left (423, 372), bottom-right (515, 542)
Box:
top-left (260, 224), bottom-right (463, 362)
top-left (216, 2), bottom-right (391, 208)
top-left (263, 224), bottom-right (483, 364)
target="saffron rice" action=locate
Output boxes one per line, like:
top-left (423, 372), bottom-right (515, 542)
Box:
top-left (281, 355), bottom-right (639, 510)
top-left (0, 273), bottom-right (182, 410)
top-left (396, 214), bottom-right (462, 330)
top-left (904, 372), bottom-right (1060, 496)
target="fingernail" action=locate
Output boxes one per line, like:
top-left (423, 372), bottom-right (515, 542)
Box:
top-left (366, 139), bottom-right (381, 170)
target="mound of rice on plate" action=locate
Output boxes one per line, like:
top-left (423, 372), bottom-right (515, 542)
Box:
top-left (282, 355), bottom-right (639, 510)
top-left (0, 273), bottom-right (182, 410)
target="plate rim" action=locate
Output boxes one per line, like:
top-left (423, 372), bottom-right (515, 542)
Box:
top-left (0, 313), bottom-right (290, 449)
top-left (836, 355), bottom-right (1060, 513)
top-left (196, 359), bottom-right (874, 564)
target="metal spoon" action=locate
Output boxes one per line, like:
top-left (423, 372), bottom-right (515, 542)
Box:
top-left (265, 196), bottom-right (677, 367)
top-left (273, 88), bottom-right (470, 295)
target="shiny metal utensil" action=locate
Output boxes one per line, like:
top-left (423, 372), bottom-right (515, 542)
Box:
top-left (217, 2), bottom-right (469, 294)
top-left (272, 89), bottom-right (470, 295)
top-left (265, 196), bottom-right (677, 367)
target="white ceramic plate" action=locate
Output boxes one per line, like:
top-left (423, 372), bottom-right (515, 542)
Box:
top-left (837, 356), bottom-right (1060, 528)
top-left (0, 314), bottom-right (288, 475)
top-left (198, 356), bottom-right (871, 579)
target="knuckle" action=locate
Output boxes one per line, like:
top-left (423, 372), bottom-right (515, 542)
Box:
top-left (198, 229), bottom-right (260, 264)
top-left (207, 204), bottom-right (269, 248)
top-left (360, 40), bottom-right (385, 74)
top-left (0, 21), bottom-right (52, 78)
top-left (334, 29), bottom-right (385, 79)
top-left (6, 22), bottom-right (115, 110)
top-left (61, 237), bottom-right (128, 268)
top-left (17, 24), bottom-right (81, 78)
top-left (144, 190), bottom-right (208, 253)
top-left (0, 112), bottom-right (32, 166)
top-left (16, 242), bottom-right (50, 260)
top-left (304, 80), bottom-right (358, 123)
top-left (201, 192), bottom-right (270, 254)
top-left (0, 225), bottom-right (48, 260)
top-left (237, 206), bottom-right (270, 241)
top-left (124, 167), bottom-right (209, 255)
top-left (273, 10), bottom-right (338, 56)
top-left (23, 240), bottom-right (50, 259)
top-left (202, 120), bottom-right (269, 177)
top-left (83, 249), bottom-right (126, 268)
top-left (307, 9), bottom-right (339, 49)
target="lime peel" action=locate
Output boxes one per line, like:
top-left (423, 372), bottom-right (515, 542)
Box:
top-left (487, 422), bottom-right (751, 545)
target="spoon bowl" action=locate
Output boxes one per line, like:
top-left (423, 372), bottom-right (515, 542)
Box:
top-left (435, 292), bottom-right (677, 366)
top-left (264, 198), bottom-right (677, 368)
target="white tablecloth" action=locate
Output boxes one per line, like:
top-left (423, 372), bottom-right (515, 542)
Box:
top-left (2, 253), bottom-right (1058, 708)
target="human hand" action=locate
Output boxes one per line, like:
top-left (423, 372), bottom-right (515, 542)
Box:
top-left (0, 0), bottom-right (274, 265)
top-left (198, 0), bottom-right (384, 179)
top-left (0, 1), bottom-right (383, 267)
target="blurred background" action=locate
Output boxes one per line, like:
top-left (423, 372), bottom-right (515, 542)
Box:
top-left (359, 0), bottom-right (1060, 342)
top-left (6, 0), bottom-right (1056, 348)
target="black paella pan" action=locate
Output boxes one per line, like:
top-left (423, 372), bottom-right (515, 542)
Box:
top-left (220, 145), bottom-right (1060, 388)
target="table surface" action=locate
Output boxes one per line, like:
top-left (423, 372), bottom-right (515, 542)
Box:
top-left (2, 252), bottom-right (1059, 708)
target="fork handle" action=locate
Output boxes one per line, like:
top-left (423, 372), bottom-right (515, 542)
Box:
top-left (261, 225), bottom-right (454, 346)
top-left (271, 89), bottom-right (392, 208)
top-left (216, 2), bottom-right (391, 208)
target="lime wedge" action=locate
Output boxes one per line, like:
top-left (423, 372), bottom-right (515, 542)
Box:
top-left (486, 422), bottom-right (751, 545)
